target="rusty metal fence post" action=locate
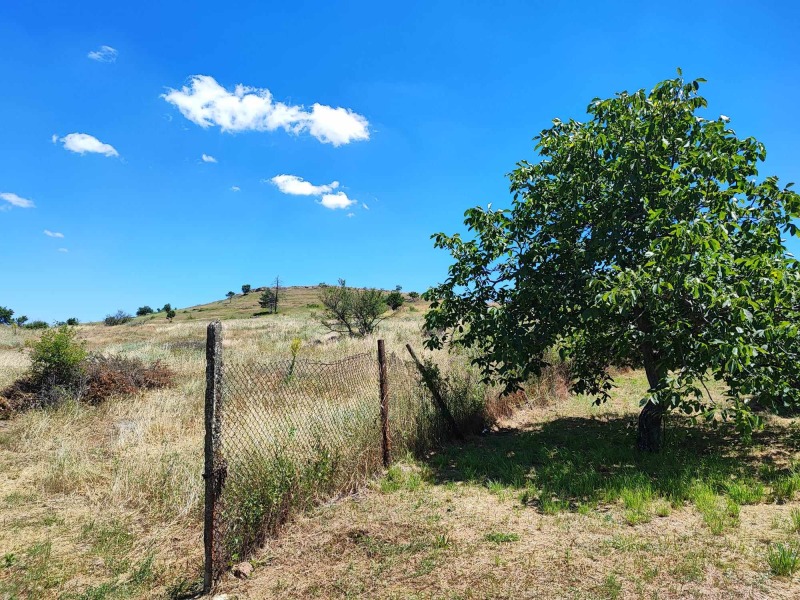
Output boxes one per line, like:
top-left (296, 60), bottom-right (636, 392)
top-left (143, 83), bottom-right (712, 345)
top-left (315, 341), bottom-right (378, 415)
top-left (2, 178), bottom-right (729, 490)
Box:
top-left (377, 339), bottom-right (391, 467)
top-left (203, 320), bottom-right (224, 593)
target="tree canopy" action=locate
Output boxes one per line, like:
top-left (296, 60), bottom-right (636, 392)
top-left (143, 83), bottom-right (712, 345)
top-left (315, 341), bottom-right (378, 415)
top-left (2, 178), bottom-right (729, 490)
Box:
top-left (424, 72), bottom-right (800, 451)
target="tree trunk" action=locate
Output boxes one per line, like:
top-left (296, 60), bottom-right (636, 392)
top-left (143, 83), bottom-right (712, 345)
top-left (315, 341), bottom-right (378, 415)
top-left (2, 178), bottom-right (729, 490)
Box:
top-left (638, 338), bottom-right (665, 452)
top-left (637, 400), bottom-right (664, 452)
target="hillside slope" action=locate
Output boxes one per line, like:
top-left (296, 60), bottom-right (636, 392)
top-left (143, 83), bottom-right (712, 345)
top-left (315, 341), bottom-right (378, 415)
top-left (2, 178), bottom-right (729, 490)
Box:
top-left (133, 285), bottom-right (426, 324)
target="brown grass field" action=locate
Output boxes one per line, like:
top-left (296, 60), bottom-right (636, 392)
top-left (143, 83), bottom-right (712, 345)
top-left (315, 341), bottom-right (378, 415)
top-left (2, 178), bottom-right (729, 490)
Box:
top-left (1, 287), bottom-right (800, 599)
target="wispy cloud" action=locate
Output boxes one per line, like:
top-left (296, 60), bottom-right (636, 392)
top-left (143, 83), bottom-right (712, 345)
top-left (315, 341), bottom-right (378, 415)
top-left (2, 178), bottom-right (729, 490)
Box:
top-left (362, 202), bottom-right (369, 210)
top-left (270, 175), bottom-right (339, 196)
top-left (201, 153), bottom-right (217, 163)
top-left (163, 75), bottom-right (370, 146)
top-left (320, 191), bottom-right (356, 210)
top-left (55, 133), bottom-right (119, 157)
top-left (0, 192), bottom-right (35, 209)
top-left (44, 230), bottom-right (64, 238)
top-left (231, 186), bottom-right (240, 192)
top-left (88, 45), bottom-right (118, 63)
top-left (58, 248), bottom-right (69, 253)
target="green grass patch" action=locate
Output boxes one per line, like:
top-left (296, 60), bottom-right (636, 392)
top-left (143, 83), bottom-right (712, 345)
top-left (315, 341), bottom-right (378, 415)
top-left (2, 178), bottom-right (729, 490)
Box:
top-left (484, 531), bottom-right (519, 544)
top-left (767, 542), bottom-right (800, 576)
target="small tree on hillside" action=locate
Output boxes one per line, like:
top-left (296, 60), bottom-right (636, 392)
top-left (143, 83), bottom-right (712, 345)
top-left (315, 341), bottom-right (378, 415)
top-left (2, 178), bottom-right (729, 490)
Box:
top-left (424, 72), bottom-right (800, 452)
top-left (242, 284), bottom-right (251, 295)
top-left (408, 291), bottom-right (420, 300)
top-left (15, 315), bottom-right (28, 327)
top-left (166, 309), bottom-right (176, 322)
top-left (386, 290), bottom-right (405, 310)
top-left (258, 288), bottom-right (277, 313)
top-left (0, 306), bottom-right (13, 325)
top-left (272, 276), bottom-right (281, 313)
top-left (226, 291), bottom-right (235, 304)
top-left (320, 279), bottom-right (387, 336)
top-left (161, 303), bottom-right (171, 313)
top-left (65, 318), bottom-right (79, 326)
top-left (136, 306), bottom-right (154, 316)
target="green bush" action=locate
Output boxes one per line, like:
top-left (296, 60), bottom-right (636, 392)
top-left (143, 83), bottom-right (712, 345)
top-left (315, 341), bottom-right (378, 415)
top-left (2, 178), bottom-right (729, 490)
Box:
top-left (104, 310), bottom-right (133, 326)
top-left (386, 291), bottom-right (405, 311)
top-left (29, 325), bottom-right (87, 389)
top-left (24, 320), bottom-right (49, 330)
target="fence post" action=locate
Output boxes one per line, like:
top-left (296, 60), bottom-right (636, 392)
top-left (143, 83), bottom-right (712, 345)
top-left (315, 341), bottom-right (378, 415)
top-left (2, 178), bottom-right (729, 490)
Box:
top-left (203, 320), bottom-right (224, 593)
top-left (405, 344), bottom-right (464, 440)
top-left (378, 339), bottom-right (391, 467)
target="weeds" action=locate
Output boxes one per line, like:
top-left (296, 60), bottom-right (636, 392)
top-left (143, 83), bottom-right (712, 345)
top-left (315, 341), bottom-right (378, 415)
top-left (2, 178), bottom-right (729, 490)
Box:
top-left (767, 542), bottom-right (800, 576)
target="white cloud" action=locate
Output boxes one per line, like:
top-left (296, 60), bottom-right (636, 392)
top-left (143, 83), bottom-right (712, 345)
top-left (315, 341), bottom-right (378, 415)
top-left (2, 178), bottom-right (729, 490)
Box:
top-left (346, 212), bottom-right (355, 218)
top-left (320, 191), bottom-right (356, 210)
top-left (362, 202), bottom-right (369, 210)
top-left (231, 186), bottom-right (240, 192)
top-left (0, 192), bottom-right (35, 209)
top-left (56, 133), bottom-right (119, 157)
top-left (58, 248), bottom-right (69, 253)
top-left (44, 230), bottom-right (64, 238)
top-left (88, 45), bottom-right (118, 63)
top-left (270, 175), bottom-right (339, 196)
top-left (162, 75), bottom-right (370, 146)
top-left (201, 153), bottom-right (217, 163)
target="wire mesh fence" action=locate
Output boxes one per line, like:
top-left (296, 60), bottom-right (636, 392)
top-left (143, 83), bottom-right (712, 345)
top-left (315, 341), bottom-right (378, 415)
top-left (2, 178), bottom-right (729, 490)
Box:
top-left (202, 321), bottom-right (466, 590)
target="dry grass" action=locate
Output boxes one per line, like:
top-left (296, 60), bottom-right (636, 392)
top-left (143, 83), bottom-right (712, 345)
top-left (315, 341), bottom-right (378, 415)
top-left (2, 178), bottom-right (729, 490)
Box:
top-left (218, 395), bottom-right (800, 600)
top-left (0, 309), bottom-right (441, 598)
top-left (2, 302), bottom-right (800, 599)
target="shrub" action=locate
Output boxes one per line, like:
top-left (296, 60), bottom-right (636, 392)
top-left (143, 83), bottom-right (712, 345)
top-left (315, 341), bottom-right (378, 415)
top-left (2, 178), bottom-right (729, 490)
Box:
top-left (386, 291), bottom-right (405, 311)
top-left (166, 309), bottom-right (176, 322)
top-left (80, 355), bottom-right (173, 405)
top-left (104, 310), bottom-right (133, 326)
top-left (24, 320), bottom-right (49, 330)
top-left (242, 284), bottom-right (251, 295)
top-left (136, 306), bottom-right (154, 316)
top-left (408, 291), bottom-right (420, 300)
top-left (320, 279), bottom-right (387, 336)
top-left (29, 325), bottom-right (87, 388)
top-left (65, 318), bottom-right (79, 326)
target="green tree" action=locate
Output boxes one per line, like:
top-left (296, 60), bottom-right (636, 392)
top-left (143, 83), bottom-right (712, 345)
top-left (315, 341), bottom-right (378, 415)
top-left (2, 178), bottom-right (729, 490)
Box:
top-left (15, 315), bottom-right (28, 327)
top-left (166, 309), bottom-right (176, 322)
top-left (161, 303), bottom-right (171, 313)
top-left (258, 288), bottom-right (276, 312)
top-left (65, 318), bottom-right (79, 326)
top-left (0, 306), bottom-right (13, 325)
top-left (242, 284), bottom-right (251, 295)
top-left (386, 290), bottom-right (405, 310)
top-left (408, 291), bottom-right (420, 300)
top-left (320, 279), bottom-right (387, 336)
top-left (136, 306), bottom-right (154, 316)
top-left (226, 291), bottom-right (235, 303)
top-left (424, 72), bottom-right (800, 452)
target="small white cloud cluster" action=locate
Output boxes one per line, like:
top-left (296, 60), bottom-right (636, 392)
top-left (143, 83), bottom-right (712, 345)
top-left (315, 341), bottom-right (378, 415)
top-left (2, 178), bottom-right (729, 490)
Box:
top-left (53, 133), bottom-right (118, 157)
top-left (88, 45), bottom-right (118, 63)
top-left (44, 230), bottom-right (64, 238)
top-left (163, 75), bottom-right (370, 146)
top-left (270, 174), bottom-right (357, 211)
top-left (201, 153), bottom-right (217, 163)
top-left (0, 192), bottom-right (35, 209)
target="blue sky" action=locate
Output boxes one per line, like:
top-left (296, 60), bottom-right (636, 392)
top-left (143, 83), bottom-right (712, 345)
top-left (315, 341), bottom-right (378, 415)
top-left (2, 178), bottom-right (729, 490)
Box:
top-left (1, 0), bottom-right (799, 322)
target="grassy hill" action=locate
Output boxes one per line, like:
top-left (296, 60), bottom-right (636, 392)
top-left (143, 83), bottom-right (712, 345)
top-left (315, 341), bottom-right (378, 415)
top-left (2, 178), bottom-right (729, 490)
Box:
top-left (134, 285), bottom-right (425, 323)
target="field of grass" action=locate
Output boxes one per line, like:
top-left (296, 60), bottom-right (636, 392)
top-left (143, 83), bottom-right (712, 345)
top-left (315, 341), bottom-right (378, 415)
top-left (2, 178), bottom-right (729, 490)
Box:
top-left (219, 378), bottom-right (800, 599)
top-left (2, 292), bottom-right (800, 599)
top-left (0, 295), bottom-right (441, 599)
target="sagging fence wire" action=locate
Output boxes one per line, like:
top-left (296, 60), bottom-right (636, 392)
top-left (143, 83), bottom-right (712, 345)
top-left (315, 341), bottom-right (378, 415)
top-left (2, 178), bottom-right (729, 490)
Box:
top-left (202, 321), bottom-right (475, 591)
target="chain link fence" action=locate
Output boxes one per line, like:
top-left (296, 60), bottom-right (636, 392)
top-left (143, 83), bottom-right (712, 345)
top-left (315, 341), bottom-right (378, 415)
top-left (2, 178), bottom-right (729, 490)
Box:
top-left (202, 322), bottom-right (472, 591)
